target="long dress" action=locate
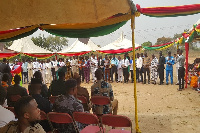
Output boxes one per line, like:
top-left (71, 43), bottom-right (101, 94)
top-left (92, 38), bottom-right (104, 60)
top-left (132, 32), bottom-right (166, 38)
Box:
top-left (150, 57), bottom-right (158, 83)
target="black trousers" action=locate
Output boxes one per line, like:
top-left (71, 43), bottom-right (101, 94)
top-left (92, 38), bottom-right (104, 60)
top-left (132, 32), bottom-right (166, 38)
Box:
top-left (143, 67), bottom-right (150, 83)
top-left (111, 65), bottom-right (117, 82)
top-left (22, 72), bottom-right (28, 83)
top-left (178, 67), bottom-right (185, 89)
top-left (158, 68), bottom-right (164, 84)
top-left (130, 70), bottom-right (133, 82)
top-left (51, 68), bottom-right (56, 81)
top-left (79, 68), bottom-right (84, 82)
top-left (123, 67), bottom-right (128, 82)
top-left (136, 68), bottom-right (143, 82)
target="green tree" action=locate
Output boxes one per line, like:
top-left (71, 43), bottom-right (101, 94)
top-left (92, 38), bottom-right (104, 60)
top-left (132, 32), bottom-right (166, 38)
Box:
top-left (155, 36), bottom-right (173, 45)
top-left (32, 34), bottom-right (68, 52)
top-left (5, 41), bottom-right (13, 48)
top-left (141, 41), bottom-right (152, 47)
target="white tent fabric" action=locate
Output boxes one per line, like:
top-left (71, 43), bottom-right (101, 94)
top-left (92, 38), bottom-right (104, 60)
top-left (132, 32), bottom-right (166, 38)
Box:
top-left (60, 39), bottom-right (91, 53)
top-left (100, 32), bottom-right (140, 50)
top-left (8, 37), bottom-right (52, 53)
top-left (87, 39), bottom-right (100, 51)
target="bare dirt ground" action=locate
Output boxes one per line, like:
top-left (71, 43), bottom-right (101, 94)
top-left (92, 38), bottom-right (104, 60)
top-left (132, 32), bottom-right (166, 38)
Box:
top-left (80, 79), bottom-right (200, 133)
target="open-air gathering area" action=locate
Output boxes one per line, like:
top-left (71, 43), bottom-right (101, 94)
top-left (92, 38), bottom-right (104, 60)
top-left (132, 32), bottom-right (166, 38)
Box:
top-left (0, 0), bottom-right (200, 133)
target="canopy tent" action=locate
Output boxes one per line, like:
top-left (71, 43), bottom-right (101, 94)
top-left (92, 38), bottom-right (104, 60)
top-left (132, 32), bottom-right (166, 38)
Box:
top-left (58, 39), bottom-right (91, 56)
top-left (78, 38), bottom-right (101, 51)
top-left (7, 37), bottom-right (55, 59)
top-left (86, 39), bottom-right (101, 51)
top-left (97, 32), bottom-right (140, 54)
top-left (8, 37), bottom-right (52, 54)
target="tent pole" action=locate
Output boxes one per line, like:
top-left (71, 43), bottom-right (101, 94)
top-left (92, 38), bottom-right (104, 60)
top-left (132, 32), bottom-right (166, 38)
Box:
top-left (131, 14), bottom-right (141, 133)
top-left (185, 42), bottom-right (189, 88)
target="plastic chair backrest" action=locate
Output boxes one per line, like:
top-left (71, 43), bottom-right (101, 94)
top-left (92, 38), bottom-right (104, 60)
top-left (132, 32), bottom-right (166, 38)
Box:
top-left (40, 110), bottom-right (47, 120)
top-left (47, 112), bottom-right (74, 124)
top-left (91, 96), bottom-right (110, 105)
top-left (102, 114), bottom-right (132, 128)
top-left (77, 96), bottom-right (88, 104)
top-left (10, 95), bottom-right (21, 102)
top-left (49, 96), bottom-right (58, 104)
top-left (73, 112), bottom-right (99, 125)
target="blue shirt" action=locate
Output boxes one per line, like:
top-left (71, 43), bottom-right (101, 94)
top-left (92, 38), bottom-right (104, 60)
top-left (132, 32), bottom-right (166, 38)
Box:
top-left (111, 58), bottom-right (118, 66)
top-left (165, 56), bottom-right (175, 71)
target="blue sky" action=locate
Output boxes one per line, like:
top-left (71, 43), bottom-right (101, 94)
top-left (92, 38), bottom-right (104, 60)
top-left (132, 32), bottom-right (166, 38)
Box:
top-left (31, 0), bottom-right (200, 47)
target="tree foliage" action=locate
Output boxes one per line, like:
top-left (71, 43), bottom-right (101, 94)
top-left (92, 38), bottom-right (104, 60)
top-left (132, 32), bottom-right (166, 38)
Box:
top-left (31, 34), bottom-right (68, 52)
top-left (141, 41), bottom-right (152, 47)
top-left (155, 36), bottom-right (173, 45)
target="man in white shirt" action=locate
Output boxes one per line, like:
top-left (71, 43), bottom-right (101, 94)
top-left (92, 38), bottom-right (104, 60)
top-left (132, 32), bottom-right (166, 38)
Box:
top-left (32, 58), bottom-right (39, 75)
top-left (40, 60), bottom-right (46, 83)
top-left (136, 53), bottom-right (143, 83)
top-left (90, 54), bottom-right (98, 82)
top-left (117, 56), bottom-right (123, 83)
top-left (51, 58), bottom-right (58, 81)
top-left (45, 59), bottom-right (52, 84)
top-left (71, 56), bottom-right (78, 75)
top-left (122, 54), bottom-right (130, 83)
top-left (0, 86), bottom-right (15, 128)
top-left (22, 59), bottom-right (28, 84)
top-left (27, 60), bottom-right (33, 83)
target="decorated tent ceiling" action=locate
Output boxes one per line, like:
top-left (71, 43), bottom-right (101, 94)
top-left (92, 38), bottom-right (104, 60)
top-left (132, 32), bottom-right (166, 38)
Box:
top-left (136, 4), bottom-right (200, 17)
top-left (1, 3), bottom-right (200, 41)
top-left (0, 0), bottom-right (131, 31)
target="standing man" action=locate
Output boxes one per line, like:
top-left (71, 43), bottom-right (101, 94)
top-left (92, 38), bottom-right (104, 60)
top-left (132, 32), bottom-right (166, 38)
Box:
top-left (71, 56), bottom-right (78, 75)
top-left (45, 59), bottom-right (52, 84)
top-left (84, 56), bottom-right (90, 84)
top-left (104, 55), bottom-right (110, 82)
top-left (143, 53), bottom-right (151, 84)
top-left (129, 56), bottom-right (134, 83)
top-left (22, 59), bottom-right (28, 84)
top-left (32, 58), bottom-right (39, 75)
top-left (150, 54), bottom-right (158, 85)
top-left (27, 59), bottom-right (33, 83)
top-left (175, 49), bottom-right (180, 85)
top-left (117, 56), bottom-right (123, 83)
top-left (90, 54), bottom-right (98, 82)
top-left (158, 51), bottom-right (165, 85)
top-left (78, 56), bottom-right (84, 82)
top-left (122, 54), bottom-right (129, 83)
top-left (176, 50), bottom-right (185, 91)
top-left (136, 53), bottom-right (143, 83)
top-left (0, 58), bottom-right (11, 85)
top-left (165, 51), bottom-right (175, 85)
top-left (51, 58), bottom-right (57, 81)
top-left (110, 54), bottom-right (118, 82)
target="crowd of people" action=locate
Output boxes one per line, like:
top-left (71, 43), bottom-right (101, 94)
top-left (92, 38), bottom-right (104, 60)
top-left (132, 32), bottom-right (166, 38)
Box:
top-left (1, 48), bottom-right (199, 132)
top-left (0, 49), bottom-right (189, 90)
top-left (0, 67), bottom-right (118, 132)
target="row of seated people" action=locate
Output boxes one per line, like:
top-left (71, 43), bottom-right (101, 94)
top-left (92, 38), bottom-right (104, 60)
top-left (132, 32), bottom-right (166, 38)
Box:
top-left (0, 97), bottom-right (132, 133)
top-left (0, 69), bottom-right (120, 132)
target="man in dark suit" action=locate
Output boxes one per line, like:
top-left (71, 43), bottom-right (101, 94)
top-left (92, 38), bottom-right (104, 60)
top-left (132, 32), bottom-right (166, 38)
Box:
top-left (158, 51), bottom-right (165, 85)
top-left (0, 58), bottom-right (11, 85)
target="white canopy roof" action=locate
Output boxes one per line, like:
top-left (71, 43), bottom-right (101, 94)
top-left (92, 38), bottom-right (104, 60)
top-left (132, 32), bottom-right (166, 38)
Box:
top-left (60, 39), bottom-right (91, 53)
top-left (8, 37), bottom-right (52, 53)
top-left (87, 39), bottom-right (100, 51)
top-left (100, 32), bottom-right (140, 50)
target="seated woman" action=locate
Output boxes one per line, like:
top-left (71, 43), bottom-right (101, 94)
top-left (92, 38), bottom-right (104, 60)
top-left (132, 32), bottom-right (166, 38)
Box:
top-left (53, 79), bottom-right (84, 133)
top-left (73, 72), bottom-right (90, 112)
